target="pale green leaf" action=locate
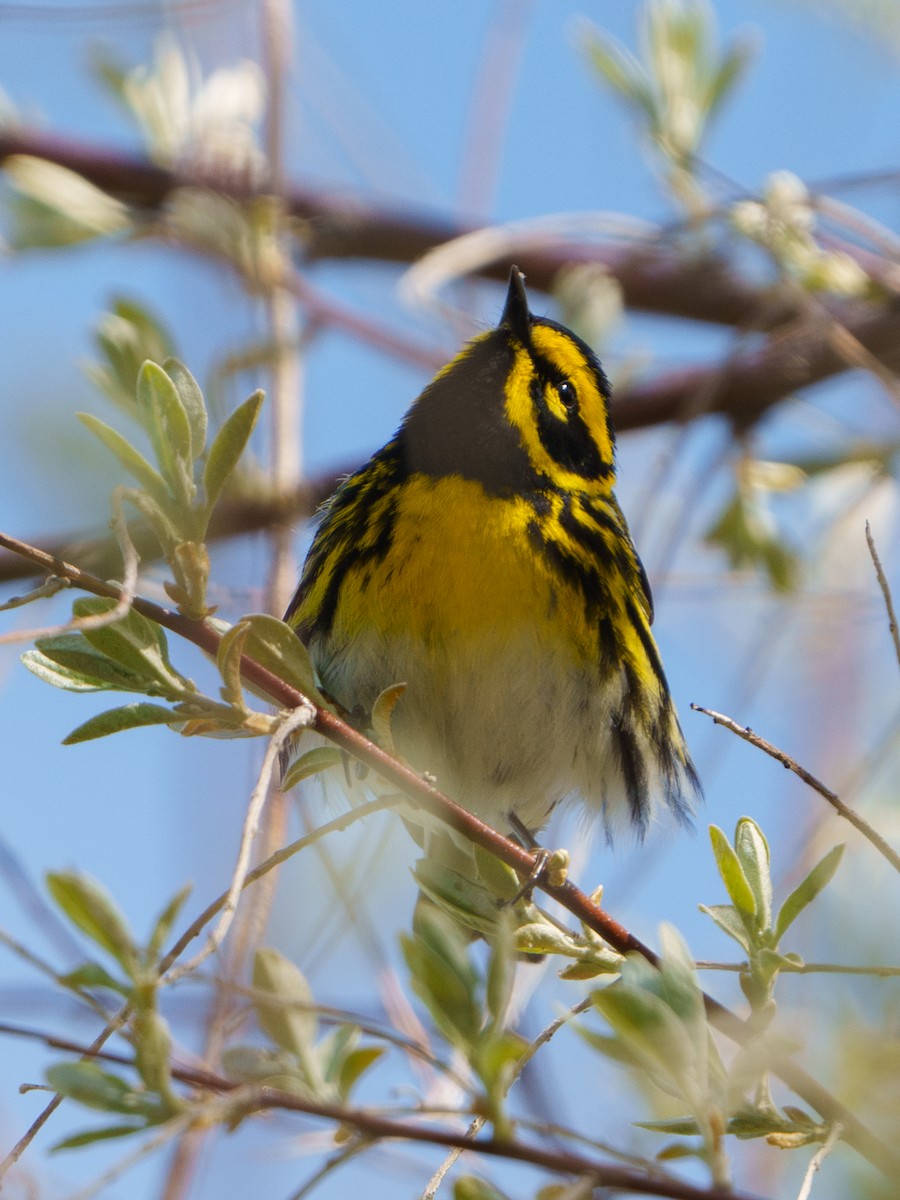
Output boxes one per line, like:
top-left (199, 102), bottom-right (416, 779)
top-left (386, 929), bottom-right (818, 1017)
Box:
top-left (698, 903), bottom-right (751, 952)
top-left (47, 872), bottom-right (139, 976)
top-left (401, 909), bottom-right (481, 1048)
top-left (337, 1046), bottom-right (384, 1100)
top-left (280, 746), bottom-right (344, 790)
top-left (253, 947), bottom-right (318, 1058)
top-left (148, 884), bottom-right (192, 959)
top-left (45, 1063), bottom-right (140, 1114)
top-left (203, 389), bottom-right (264, 508)
top-left (216, 619), bottom-right (251, 709)
top-left (237, 612), bottom-right (324, 704)
top-left (735, 818), bottom-right (772, 931)
top-left (709, 825), bottom-right (756, 921)
top-left (164, 358), bottom-right (207, 458)
top-left (57, 961), bottom-right (127, 995)
top-left (22, 641), bottom-right (144, 693)
top-left (136, 360), bottom-right (194, 505)
top-left (51, 1122), bottom-right (146, 1152)
top-left (454, 1175), bottom-right (513, 1200)
top-left (704, 37), bottom-right (755, 117)
top-left (77, 412), bottom-right (170, 505)
top-left (132, 1008), bottom-right (179, 1108)
top-left (71, 598), bottom-right (189, 695)
top-left (774, 844), bottom-right (844, 942)
top-left (486, 911), bottom-right (517, 1027)
top-left (63, 702), bottom-right (177, 744)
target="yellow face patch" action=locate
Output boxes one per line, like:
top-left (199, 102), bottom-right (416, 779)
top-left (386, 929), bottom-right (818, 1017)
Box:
top-left (503, 322), bottom-right (615, 492)
top-left (530, 324), bottom-right (615, 470)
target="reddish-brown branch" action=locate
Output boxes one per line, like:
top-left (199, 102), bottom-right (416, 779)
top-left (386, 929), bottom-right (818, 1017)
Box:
top-left (0, 127), bottom-right (791, 326)
top-left (0, 1023), bottom-right (756, 1200)
top-left (1, 528), bottom-right (898, 1182)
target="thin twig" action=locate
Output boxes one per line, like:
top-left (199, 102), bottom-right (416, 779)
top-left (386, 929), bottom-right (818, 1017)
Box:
top-left (0, 786), bottom-right (401, 1179)
top-left (162, 703), bottom-right (314, 983)
top-left (158, 794), bottom-right (404, 976)
top-left (421, 1116), bottom-right (485, 1200)
top-left (0, 1008), bottom-right (130, 1179)
top-left (865, 521), bottom-right (900, 671)
top-left (2, 531), bottom-right (898, 1181)
top-left (795, 1122), bottom-right (844, 1200)
top-left (0, 488), bottom-right (138, 645)
top-left (64, 1111), bottom-right (195, 1200)
top-left (0, 1022), bottom-right (756, 1200)
top-left (695, 960), bottom-right (900, 977)
top-left (691, 704), bottom-right (900, 874)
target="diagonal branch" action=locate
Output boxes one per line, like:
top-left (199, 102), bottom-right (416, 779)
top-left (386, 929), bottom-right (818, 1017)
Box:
top-left (1, 529), bottom-right (898, 1184)
top-left (0, 127), bottom-right (803, 325)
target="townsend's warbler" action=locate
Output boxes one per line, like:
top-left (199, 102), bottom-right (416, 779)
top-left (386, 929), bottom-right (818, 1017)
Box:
top-left (285, 267), bottom-right (699, 843)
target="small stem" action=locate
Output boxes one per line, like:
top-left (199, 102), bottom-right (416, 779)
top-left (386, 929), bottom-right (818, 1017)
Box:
top-left (2, 529), bottom-right (899, 1181)
top-left (865, 521), bottom-right (900, 672)
top-left (692, 704), bottom-right (900, 874)
top-left (795, 1122), bottom-right (844, 1200)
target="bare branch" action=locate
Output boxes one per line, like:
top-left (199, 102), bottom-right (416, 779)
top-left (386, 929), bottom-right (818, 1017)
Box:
top-left (865, 521), bottom-right (900, 671)
top-left (692, 704), bottom-right (900, 874)
top-left (2, 529), bottom-right (898, 1182)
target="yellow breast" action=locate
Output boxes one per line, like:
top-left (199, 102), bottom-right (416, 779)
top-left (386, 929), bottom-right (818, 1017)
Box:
top-left (328, 473), bottom-right (600, 660)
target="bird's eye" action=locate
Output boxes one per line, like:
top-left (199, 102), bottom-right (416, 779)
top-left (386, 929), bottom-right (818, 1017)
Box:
top-left (556, 380), bottom-right (577, 411)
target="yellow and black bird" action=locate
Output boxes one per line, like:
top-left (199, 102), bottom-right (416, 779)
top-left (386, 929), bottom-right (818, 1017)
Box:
top-left (285, 267), bottom-right (699, 844)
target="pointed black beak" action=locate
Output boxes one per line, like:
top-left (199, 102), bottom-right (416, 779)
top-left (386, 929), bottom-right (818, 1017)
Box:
top-left (500, 265), bottom-right (532, 343)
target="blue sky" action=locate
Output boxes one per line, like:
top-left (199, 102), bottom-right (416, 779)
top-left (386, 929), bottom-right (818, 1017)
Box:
top-left (1, 3), bottom-right (899, 1197)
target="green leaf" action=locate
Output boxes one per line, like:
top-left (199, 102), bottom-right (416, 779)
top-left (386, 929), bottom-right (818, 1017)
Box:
top-left (63, 702), bottom-right (177, 744)
top-left (582, 27), bottom-right (656, 121)
top-left (77, 413), bottom-right (171, 505)
top-left (237, 612), bottom-right (324, 704)
top-left (90, 297), bottom-right (176, 414)
top-left (705, 37), bottom-right (754, 117)
top-left (164, 358), bottom-right (207, 458)
top-left (45, 1062), bottom-right (149, 1115)
top-left (656, 1141), bottom-right (704, 1160)
top-left (57, 961), bottom-right (128, 995)
top-left (698, 903), bottom-right (751, 952)
top-left (402, 908), bottom-right (482, 1048)
top-left (706, 492), bottom-right (797, 592)
top-left (637, 1116), bottom-right (703, 1136)
top-left (147, 884), bottom-right (192, 960)
top-left (22, 641), bottom-right (146, 693)
top-left (337, 1046), bottom-right (384, 1100)
top-left (136, 360), bottom-right (195, 506)
top-left (735, 818), bottom-right (772, 931)
top-left (132, 1007), bottom-right (180, 1110)
top-left (414, 858), bottom-right (506, 939)
top-left (454, 1175), bottom-right (513, 1200)
top-left (203, 389), bottom-right (264, 509)
top-left (46, 872), bottom-right (139, 977)
top-left (473, 1028), bottom-right (527, 1087)
top-left (557, 953), bottom-right (623, 980)
top-left (473, 843), bottom-right (522, 902)
top-left (774, 844), bottom-right (844, 942)
top-left (51, 1122), bottom-right (146, 1152)
top-left (220, 1045), bottom-right (306, 1092)
top-left (708, 825), bottom-right (756, 922)
top-left (319, 1024), bottom-right (358, 1082)
top-left (216, 619), bottom-right (251, 709)
top-left (656, 924), bottom-right (705, 1031)
top-left (280, 746), bottom-right (344, 790)
top-left (253, 948), bottom-right (318, 1059)
top-left (592, 980), bottom-right (696, 1097)
top-left (71, 598), bottom-right (190, 696)
top-left (485, 911), bottom-right (516, 1028)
